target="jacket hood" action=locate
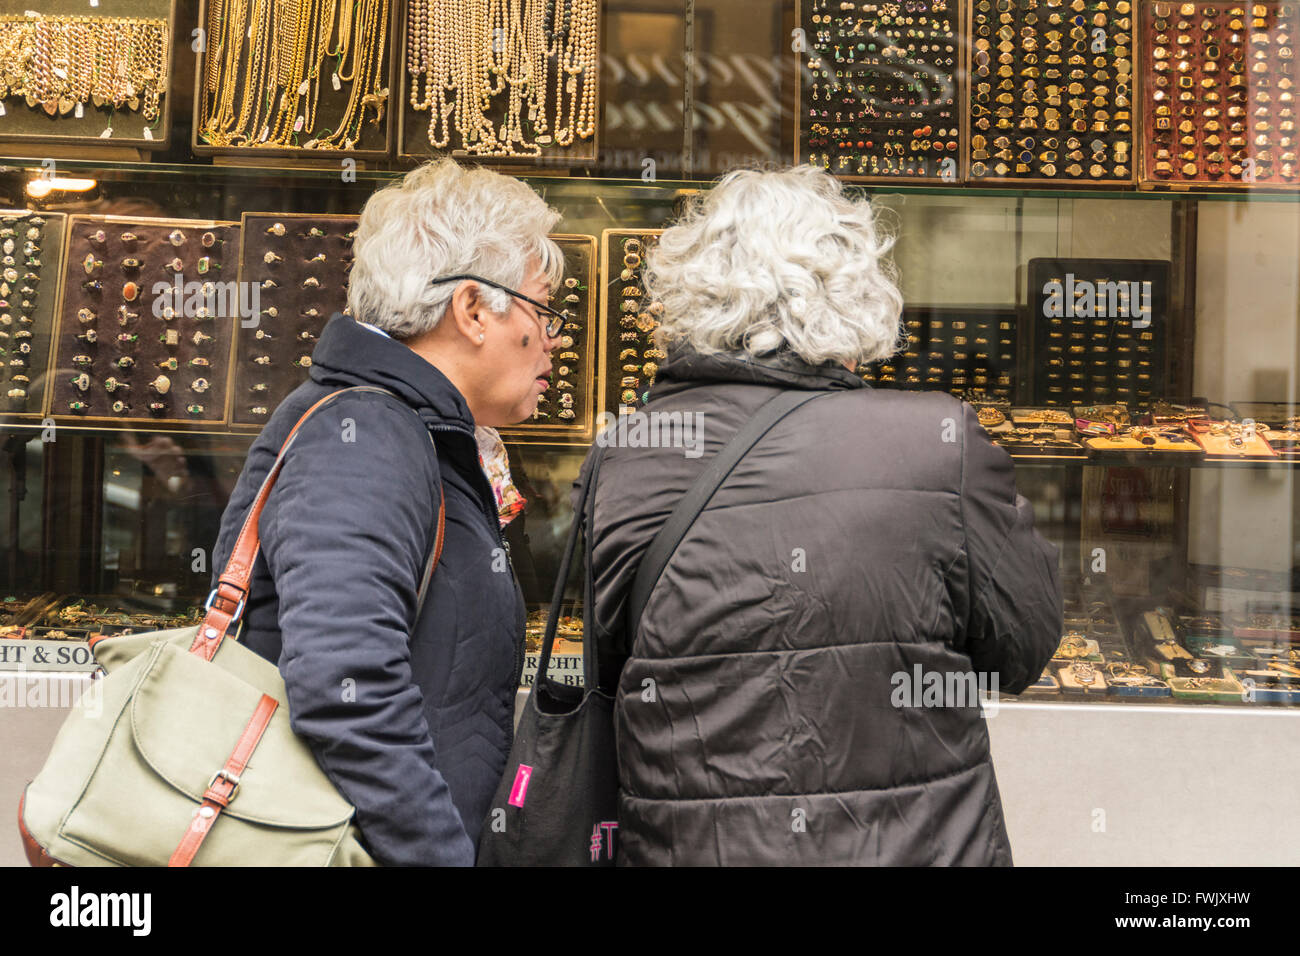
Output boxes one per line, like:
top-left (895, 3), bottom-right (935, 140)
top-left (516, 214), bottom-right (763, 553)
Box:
top-left (309, 314), bottom-right (475, 432)
top-left (648, 343), bottom-right (870, 400)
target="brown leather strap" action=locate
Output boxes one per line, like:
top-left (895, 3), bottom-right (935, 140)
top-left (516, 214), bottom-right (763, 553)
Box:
top-left (168, 693), bottom-right (278, 867)
top-left (417, 484), bottom-right (446, 605)
top-left (189, 387), bottom-right (444, 662)
top-left (17, 788), bottom-right (62, 867)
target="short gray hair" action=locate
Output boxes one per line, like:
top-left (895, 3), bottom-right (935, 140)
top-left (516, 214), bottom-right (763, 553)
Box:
top-left (347, 159), bottom-right (565, 337)
top-left (643, 165), bottom-right (904, 367)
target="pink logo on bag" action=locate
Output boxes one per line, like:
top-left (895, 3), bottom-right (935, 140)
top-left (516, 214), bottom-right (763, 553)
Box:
top-left (508, 764), bottom-right (533, 807)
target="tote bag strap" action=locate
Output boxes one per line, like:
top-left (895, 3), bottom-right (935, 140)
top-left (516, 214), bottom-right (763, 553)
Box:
top-left (625, 389), bottom-right (834, 643)
top-left (535, 443), bottom-right (607, 696)
top-left (191, 386), bottom-right (445, 662)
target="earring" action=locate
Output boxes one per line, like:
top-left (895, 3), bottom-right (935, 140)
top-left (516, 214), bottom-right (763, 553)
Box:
top-left (478, 333), bottom-right (485, 342)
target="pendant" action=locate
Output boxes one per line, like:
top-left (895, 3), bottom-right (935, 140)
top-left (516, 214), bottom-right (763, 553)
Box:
top-left (58, 97), bottom-right (75, 116)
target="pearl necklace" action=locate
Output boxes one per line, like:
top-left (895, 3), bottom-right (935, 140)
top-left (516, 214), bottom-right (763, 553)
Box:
top-left (407, 0), bottom-right (597, 157)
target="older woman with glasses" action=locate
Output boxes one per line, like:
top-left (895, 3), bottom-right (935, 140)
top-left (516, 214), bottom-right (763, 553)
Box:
top-left (580, 165), bottom-right (1062, 866)
top-left (211, 159), bottom-right (563, 866)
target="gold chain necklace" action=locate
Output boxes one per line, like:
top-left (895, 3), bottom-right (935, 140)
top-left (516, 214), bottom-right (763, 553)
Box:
top-left (0, 13), bottom-right (167, 118)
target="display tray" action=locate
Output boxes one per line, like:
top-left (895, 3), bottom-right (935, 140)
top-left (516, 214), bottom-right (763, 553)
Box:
top-left (48, 215), bottom-right (241, 427)
top-left (192, 0), bottom-right (398, 161)
top-left (599, 230), bottom-right (665, 418)
top-left (794, 0), bottom-right (965, 184)
top-left (861, 306), bottom-right (1018, 399)
top-left (498, 235), bottom-right (598, 443)
top-left (0, 1), bottom-right (176, 151)
top-left (231, 212), bottom-right (358, 427)
top-left (0, 211), bottom-right (65, 420)
top-left (1084, 433), bottom-right (1205, 454)
top-left (1028, 257), bottom-right (1171, 407)
top-left (397, 0), bottom-right (600, 167)
top-left (1138, 0), bottom-right (1300, 191)
top-left (963, 0), bottom-right (1137, 185)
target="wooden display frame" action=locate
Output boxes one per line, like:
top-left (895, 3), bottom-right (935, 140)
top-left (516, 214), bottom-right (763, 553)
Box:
top-left (498, 234), bottom-right (600, 444)
top-left (597, 229), bottom-right (664, 429)
top-left (1136, 0), bottom-right (1300, 192)
top-left (0, 211), bottom-right (66, 423)
top-left (962, 0), bottom-right (1139, 187)
top-left (395, 2), bottom-right (602, 168)
top-left (0, 0), bottom-right (177, 152)
top-left (792, 0), bottom-right (967, 185)
top-left (191, 0), bottom-right (399, 163)
top-left (46, 215), bottom-right (242, 430)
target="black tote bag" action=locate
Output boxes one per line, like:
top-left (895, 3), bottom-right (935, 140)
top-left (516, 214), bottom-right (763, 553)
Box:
top-left (476, 389), bottom-right (832, 866)
top-left (477, 444), bottom-right (617, 866)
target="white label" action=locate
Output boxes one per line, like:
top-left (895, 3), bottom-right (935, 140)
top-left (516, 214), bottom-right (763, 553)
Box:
top-left (331, 71), bottom-right (341, 91)
top-left (142, 126), bottom-right (153, 140)
top-left (293, 115), bottom-right (304, 132)
top-left (90, 0), bottom-right (99, 6)
top-left (298, 80), bottom-right (309, 96)
top-left (259, 125), bottom-right (269, 142)
top-left (99, 126), bottom-right (113, 138)
top-left (0, 103), bottom-right (6, 117)
top-left (74, 102), bottom-right (83, 118)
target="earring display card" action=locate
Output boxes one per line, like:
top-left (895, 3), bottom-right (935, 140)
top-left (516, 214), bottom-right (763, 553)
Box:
top-left (397, 0), bottom-right (600, 166)
top-left (232, 213), bottom-right (358, 428)
top-left (0, 0), bottom-right (176, 149)
top-left (0, 211), bottom-right (66, 420)
top-left (499, 235), bottom-right (598, 443)
top-left (858, 306), bottom-right (1018, 399)
top-left (965, 0), bottom-right (1137, 183)
top-left (49, 216), bottom-right (240, 427)
top-left (796, 0), bottom-right (964, 182)
top-left (1028, 257), bottom-right (1170, 406)
top-left (193, 0), bottom-right (397, 160)
top-left (1139, 0), bottom-right (1300, 189)
top-left (599, 230), bottom-right (666, 419)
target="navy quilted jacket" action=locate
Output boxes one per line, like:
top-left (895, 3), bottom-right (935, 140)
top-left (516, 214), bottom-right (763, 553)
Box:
top-left (211, 315), bottom-right (524, 866)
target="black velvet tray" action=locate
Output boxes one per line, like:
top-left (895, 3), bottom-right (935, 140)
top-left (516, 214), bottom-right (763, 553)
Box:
top-left (232, 213), bottom-right (358, 427)
top-left (860, 306), bottom-right (1019, 400)
top-left (499, 235), bottom-right (598, 443)
top-left (599, 230), bottom-right (665, 420)
top-left (0, 211), bottom-right (66, 419)
top-left (50, 216), bottom-right (240, 426)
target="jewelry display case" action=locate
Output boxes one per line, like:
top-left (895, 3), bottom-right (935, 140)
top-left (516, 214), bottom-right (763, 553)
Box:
top-left (0, 1), bottom-right (177, 152)
top-left (49, 215), bottom-right (240, 428)
top-left (193, 0), bottom-right (398, 161)
top-left (397, 0), bottom-right (602, 167)
top-left (0, 0), bottom-right (1294, 870)
top-left (0, 210), bottom-right (66, 422)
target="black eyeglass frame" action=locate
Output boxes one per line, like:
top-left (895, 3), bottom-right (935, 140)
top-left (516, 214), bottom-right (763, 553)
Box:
top-left (429, 273), bottom-right (567, 338)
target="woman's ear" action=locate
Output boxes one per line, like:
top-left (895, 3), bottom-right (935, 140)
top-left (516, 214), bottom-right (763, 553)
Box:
top-left (447, 280), bottom-right (490, 345)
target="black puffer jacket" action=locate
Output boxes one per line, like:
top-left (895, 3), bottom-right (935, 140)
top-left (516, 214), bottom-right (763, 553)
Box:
top-left (211, 315), bottom-right (524, 866)
top-left (581, 347), bottom-right (1061, 866)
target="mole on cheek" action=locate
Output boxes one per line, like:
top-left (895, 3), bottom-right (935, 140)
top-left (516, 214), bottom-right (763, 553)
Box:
top-left (521, 334), bottom-right (531, 348)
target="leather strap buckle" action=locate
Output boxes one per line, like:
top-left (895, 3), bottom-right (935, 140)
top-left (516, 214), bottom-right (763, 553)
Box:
top-left (208, 769), bottom-right (241, 801)
top-left (204, 586), bottom-right (246, 620)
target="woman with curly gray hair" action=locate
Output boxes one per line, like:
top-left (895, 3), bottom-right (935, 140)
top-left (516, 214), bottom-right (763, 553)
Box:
top-left (580, 165), bottom-right (1062, 866)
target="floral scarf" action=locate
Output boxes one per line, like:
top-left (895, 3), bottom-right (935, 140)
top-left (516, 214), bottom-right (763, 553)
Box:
top-left (475, 426), bottom-right (526, 528)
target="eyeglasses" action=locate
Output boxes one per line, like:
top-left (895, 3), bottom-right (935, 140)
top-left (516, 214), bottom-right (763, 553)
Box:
top-left (429, 273), bottom-right (566, 338)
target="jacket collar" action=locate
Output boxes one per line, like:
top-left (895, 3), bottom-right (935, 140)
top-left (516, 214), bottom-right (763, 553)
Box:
top-left (649, 343), bottom-right (869, 400)
top-left (309, 314), bottom-right (476, 433)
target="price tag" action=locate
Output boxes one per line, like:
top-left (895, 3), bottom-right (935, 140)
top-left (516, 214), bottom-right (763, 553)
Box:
top-left (298, 80), bottom-right (309, 96)
top-left (0, 103), bottom-right (6, 117)
top-left (293, 115), bottom-right (304, 132)
top-left (142, 126), bottom-right (153, 140)
top-left (74, 102), bottom-right (83, 118)
top-left (331, 72), bottom-right (341, 91)
top-left (90, 0), bottom-right (99, 6)
top-left (99, 126), bottom-right (113, 138)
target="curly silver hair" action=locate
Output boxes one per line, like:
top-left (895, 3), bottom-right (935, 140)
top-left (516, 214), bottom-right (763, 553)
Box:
top-left (347, 158), bottom-right (565, 338)
top-left (643, 165), bottom-right (904, 366)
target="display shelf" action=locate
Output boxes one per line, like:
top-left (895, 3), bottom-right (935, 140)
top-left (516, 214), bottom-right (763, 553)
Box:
top-left (5, 156), bottom-right (1300, 204)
